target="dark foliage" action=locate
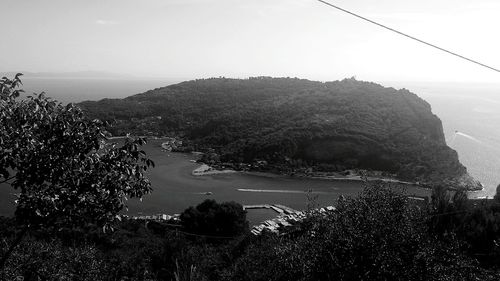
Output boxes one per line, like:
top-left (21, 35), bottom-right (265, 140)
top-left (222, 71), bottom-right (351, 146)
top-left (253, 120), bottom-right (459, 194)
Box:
top-left (3, 183), bottom-right (500, 280)
top-left (0, 74), bottom-right (154, 271)
top-left (180, 199), bottom-right (248, 237)
top-left (4, 183), bottom-right (500, 280)
top-left (1, 74), bottom-right (154, 229)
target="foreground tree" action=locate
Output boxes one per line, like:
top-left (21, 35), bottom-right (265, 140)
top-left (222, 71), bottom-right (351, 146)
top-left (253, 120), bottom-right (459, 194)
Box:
top-left (0, 74), bottom-right (154, 270)
top-left (180, 199), bottom-right (248, 237)
top-left (494, 184), bottom-right (500, 202)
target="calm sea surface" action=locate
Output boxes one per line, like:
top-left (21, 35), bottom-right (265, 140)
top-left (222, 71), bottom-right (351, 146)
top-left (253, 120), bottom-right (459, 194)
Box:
top-left (1, 78), bottom-right (497, 223)
top-left (20, 77), bottom-right (180, 104)
top-left (385, 81), bottom-right (500, 198)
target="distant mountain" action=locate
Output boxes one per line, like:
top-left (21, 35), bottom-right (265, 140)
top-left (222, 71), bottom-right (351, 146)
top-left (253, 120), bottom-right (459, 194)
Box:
top-left (78, 77), bottom-right (481, 189)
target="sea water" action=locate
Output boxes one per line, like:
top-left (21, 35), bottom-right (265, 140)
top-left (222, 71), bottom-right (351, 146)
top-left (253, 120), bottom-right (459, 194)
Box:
top-left (19, 77), bottom-right (179, 104)
top-left (385, 81), bottom-right (500, 198)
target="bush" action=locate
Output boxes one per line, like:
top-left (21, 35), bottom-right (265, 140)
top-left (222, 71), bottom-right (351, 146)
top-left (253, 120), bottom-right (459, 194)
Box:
top-left (180, 200), bottom-right (248, 237)
top-left (227, 183), bottom-right (491, 281)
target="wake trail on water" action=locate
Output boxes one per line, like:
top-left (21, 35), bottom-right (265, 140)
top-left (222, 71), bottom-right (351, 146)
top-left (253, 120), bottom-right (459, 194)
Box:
top-left (448, 131), bottom-right (483, 147)
top-left (449, 131), bottom-right (500, 153)
top-left (237, 189), bottom-right (333, 194)
top-left (455, 132), bottom-right (483, 144)
top-left (448, 133), bottom-right (458, 146)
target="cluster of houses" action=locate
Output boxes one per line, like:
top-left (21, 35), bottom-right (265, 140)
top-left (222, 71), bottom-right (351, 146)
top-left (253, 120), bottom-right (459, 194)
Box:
top-left (161, 137), bottom-right (183, 151)
top-left (192, 164), bottom-right (215, 175)
top-left (250, 212), bottom-right (306, 235)
top-left (124, 204), bottom-right (338, 236)
top-left (126, 213), bottom-right (181, 222)
top-left (248, 204), bottom-right (336, 235)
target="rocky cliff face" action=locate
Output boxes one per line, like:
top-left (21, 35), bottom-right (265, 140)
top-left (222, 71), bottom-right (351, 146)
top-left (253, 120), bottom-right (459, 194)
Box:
top-left (79, 77), bottom-right (480, 189)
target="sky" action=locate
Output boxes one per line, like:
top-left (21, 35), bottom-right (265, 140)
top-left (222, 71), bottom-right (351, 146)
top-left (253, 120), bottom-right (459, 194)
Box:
top-left (1, 0), bottom-right (500, 82)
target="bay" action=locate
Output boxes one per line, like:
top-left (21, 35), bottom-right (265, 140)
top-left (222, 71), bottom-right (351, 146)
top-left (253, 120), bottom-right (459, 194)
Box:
top-left (2, 78), bottom-right (497, 224)
top-left (0, 139), bottom-right (430, 224)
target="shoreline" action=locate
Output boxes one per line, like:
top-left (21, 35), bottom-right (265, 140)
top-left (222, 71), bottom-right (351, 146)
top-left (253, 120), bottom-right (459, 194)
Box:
top-left (242, 170), bottom-right (417, 185)
top-left (191, 162), bottom-right (483, 192)
top-left (306, 175), bottom-right (418, 185)
top-left (192, 163), bottom-right (420, 186)
top-left (106, 136), bottom-right (483, 192)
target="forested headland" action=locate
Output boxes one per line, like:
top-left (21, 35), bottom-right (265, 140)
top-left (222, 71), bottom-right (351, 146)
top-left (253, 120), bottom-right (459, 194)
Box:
top-left (79, 77), bottom-right (480, 189)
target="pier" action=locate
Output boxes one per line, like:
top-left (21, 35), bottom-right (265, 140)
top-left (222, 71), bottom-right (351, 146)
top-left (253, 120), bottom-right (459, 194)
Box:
top-left (243, 204), bottom-right (299, 214)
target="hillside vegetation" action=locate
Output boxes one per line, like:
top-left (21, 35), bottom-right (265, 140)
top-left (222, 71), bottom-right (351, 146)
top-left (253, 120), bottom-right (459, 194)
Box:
top-left (79, 77), bottom-right (475, 188)
top-left (3, 184), bottom-right (500, 280)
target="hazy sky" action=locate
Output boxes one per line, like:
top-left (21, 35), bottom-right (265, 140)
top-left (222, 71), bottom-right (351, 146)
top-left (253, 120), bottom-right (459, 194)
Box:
top-left (1, 0), bottom-right (500, 82)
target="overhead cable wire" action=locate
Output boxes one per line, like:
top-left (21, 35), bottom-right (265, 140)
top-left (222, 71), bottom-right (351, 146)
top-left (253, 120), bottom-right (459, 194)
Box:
top-left (316, 0), bottom-right (500, 73)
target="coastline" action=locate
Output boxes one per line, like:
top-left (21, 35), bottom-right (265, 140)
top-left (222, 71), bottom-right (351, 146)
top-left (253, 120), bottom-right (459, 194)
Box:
top-left (106, 137), bottom-right (482, 192)
top-left (107, 136), bottom-right (483, 192)
top-left (192, 163), bottom-right (419, 186)
top-left (191, 162), bottom-right (483, 192)
top-left (306, 175), bottom-right (417, 185)
top-left (242, 170), bottom-right (416, 185)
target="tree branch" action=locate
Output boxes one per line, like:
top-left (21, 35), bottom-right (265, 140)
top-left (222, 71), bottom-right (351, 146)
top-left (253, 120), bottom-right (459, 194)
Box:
top-left (0, 176), bottom-right (15, 185)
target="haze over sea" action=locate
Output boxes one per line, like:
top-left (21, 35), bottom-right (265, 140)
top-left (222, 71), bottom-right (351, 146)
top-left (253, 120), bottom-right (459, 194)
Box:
top-left (19, 76), bottom-right (182, 104)
top-left (19, 77), bottom-right (500, 198)
top-left (386, 81), bottom-right (500, 198)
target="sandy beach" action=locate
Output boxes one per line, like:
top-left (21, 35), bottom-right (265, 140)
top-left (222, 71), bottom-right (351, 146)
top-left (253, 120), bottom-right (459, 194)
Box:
top-left (192, 163), bottom-right (236, 176)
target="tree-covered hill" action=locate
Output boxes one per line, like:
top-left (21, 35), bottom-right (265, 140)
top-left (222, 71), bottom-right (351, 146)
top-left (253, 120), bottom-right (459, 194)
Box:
top-left (78, 77), bottom-right (478, 188)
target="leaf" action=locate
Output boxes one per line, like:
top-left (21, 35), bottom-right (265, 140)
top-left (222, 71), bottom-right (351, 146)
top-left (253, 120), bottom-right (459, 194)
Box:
top-left (0, 168), bottom-right (9, 179)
